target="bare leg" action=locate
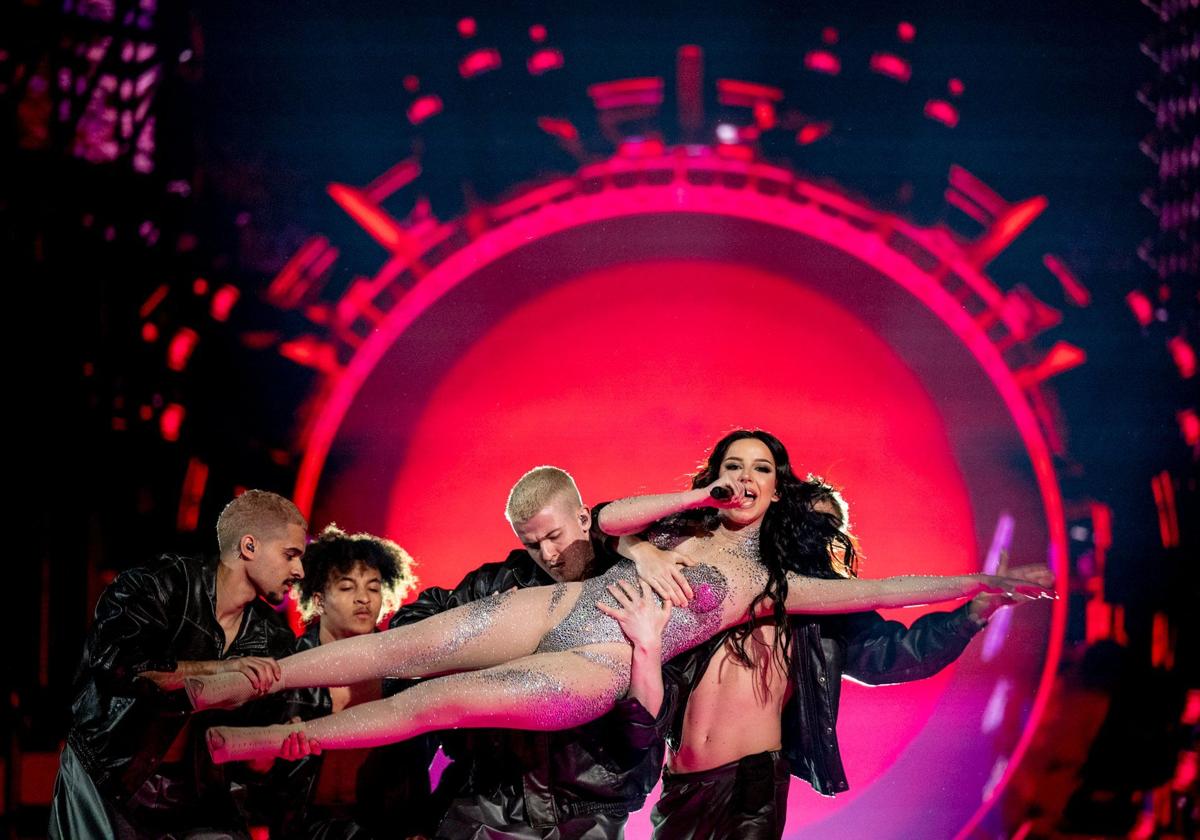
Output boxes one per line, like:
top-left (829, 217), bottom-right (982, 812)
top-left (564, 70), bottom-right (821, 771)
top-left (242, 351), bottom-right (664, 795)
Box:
top-left (188, 583), bottom-right (579, 710)
top-left (206, 643), bottom-right (632, 763)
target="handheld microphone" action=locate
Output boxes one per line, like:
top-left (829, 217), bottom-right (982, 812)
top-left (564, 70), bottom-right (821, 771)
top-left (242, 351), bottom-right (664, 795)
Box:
top-left (710, 485), bottom-right (733, 501)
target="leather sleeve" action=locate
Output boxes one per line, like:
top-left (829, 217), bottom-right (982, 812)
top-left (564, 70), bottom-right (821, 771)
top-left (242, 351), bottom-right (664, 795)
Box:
top-left (83, 567), bottom-right (180, 696)
top-left (607, 678), bottom-right (679, 752)
top-left (837, 603), bottom-right (982, 686)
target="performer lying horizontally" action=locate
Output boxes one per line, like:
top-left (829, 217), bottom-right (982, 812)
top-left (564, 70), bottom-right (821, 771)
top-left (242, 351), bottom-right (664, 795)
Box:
top-left (188, 429), bottom-right (1052, 763)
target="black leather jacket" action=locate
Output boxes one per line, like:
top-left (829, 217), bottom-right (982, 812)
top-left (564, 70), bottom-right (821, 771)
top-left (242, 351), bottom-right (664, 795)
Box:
top-left (64, 555), bottom-right (295, 802)
top-left (662, 606), bottom-right (983, 795)
top-left (385, 541), bottom-right (675, 828)
top-left (265, 621), bottom-right (438, 838)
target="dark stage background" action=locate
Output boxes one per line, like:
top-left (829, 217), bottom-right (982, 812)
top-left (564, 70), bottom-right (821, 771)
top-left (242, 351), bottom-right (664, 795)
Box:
top-left (6, 1), bottom-right (1197, 837)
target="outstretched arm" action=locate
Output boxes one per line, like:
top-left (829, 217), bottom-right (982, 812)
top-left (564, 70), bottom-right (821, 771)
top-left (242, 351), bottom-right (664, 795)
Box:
top-left (595, 478), bottom-right (745, 536)
top-left (782, 572), bottom-right (1053, 615)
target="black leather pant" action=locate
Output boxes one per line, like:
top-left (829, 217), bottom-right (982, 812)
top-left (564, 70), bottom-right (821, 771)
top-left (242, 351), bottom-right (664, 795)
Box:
top-left (435, 783), bottom-right (627, 840)
top-left (48, 744), bottom-right (248, 840)
top-left (650, 751), bottom-right (790, 840)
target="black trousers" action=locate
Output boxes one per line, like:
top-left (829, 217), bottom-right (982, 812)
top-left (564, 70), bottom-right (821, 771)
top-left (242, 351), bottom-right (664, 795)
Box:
top-left (435, 785), bottom-right (627, 840)
top-left (48, 744), bottom-right (249, 840)
top-left (650, 751), bottom-right (790, 840)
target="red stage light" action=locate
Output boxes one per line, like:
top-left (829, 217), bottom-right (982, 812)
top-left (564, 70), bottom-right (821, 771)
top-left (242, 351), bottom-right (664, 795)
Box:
top-left (159, 403), bottom-right (185, 442)
top-left (1043, 253), bottom-right (1091, 306)
top-left (805, 50), bottom-right (841, 75)
top-left (192, 277), bottom-right (208, 295)
top-left (210, 284), bottom-right (240, 322)
top-left (1151, 471), bottom-right (1180, 549)
top-left (459, 48), bottom-right (502, 79)
top-left (529, 24), bottom-right (547, 43)
top-left (1178, 409), bottom-right (1200, 448)
top-left (821, 26), bottom-right (838, 44)
top-left (177, 456), bottom-right (208, 531)
top-left (797, 122), bottom-right (832, 145)
top-left (456, 17), bottom-right (476, 38)
top-left (1126, 289), bottom-right (1154, 326)
top-left (139, 283), bottom-right (169, 318)
top-left (924, 99), bottom-right (960, 127)
top-left (1167, 335), bottom-right (1196, 378)
top-left (536, 116), bottom-right (579, 141)
top-left (870, 52), bottom-right (912, 82)
top-left (949, 77), bottom-right (965, 96)
top-left (141, 322), bottom-right (158, 342)
top-left (327, 183), bottom-right (408, 251)
top-left (406, 94), bottom-right (443, 125)
top-left (587, 77), bottom-right (664, 109)
top-left (527, 48), bottom-right (563, 76)
top-left (166, 327), bottom-right (198, 371)
top-left (898, 22), bottom-right (916, 42)
top-left (402, 74), bottom-right (419, 93)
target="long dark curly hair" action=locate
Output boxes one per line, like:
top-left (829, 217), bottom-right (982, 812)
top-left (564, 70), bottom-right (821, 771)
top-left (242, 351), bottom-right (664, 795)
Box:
top-left (662, 429), bottom-right (858, 670)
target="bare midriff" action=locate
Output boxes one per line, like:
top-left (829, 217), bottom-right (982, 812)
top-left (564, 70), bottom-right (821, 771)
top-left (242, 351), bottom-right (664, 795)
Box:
top-left (669, 624), bottom-right (792, 774)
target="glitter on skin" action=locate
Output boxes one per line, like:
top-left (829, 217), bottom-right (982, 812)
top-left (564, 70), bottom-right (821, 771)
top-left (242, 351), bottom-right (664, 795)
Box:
top-left (476, 664), bottom-right (619, 725)
top-left (548, 582), bottom-right (567, 613)
top-left (537, 559), bottom-right (730, 661)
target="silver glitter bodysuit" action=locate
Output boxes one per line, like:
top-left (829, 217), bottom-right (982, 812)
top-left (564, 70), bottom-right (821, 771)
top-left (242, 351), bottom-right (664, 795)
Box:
top-left (535, 559), bottom-right (730, 660)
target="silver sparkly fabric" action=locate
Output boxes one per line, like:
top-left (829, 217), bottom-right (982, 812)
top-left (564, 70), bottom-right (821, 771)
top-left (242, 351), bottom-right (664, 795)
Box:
top-left (474, 665), bottom-right (619, 727)
top-left (399, 587), bottom-right (518, 675)
top-left (536, 559), bottom-right (730, 661)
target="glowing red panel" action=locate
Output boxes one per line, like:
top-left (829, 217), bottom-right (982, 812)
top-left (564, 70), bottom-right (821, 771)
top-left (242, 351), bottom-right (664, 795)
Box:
top-left (676, 45), bottom-right (704, 134)
top-left (1015, 341), bottom-right (1086, 387)
top-left (141, 322), bottom-right (158, 342)
top-left (1151, 471), bottom-right (1180, 548)
top-left (753, 101), bottom-right (776, 129)
top-left (1175, 750), bottom-right (1198, 792)
top-left (527, 48), bottom-right (563, 76)
top-left (949, 77), bottom-right (965, 96)
top-left (1126, 289), bottom-right (1154, 326)
top-left (1043, 254), bottom-right (1091, 306)
top-left (456, 17), bottom-right (476, 38)
top-left (1167, 335), bottom-right (1196, 378)
top-left (459, 48), bottom-right (502, 79)
top-left (365, 159), bottom-right (421, 203)
top-left (898, 21), bottom-right (916, 42)
top-left (210, 284), bottom-right (240, 322)
top-left (327, 183), bottom-right (408, 251)
top-left (138, 283), bottom-right (169, 318)
top-left (1184, 690), bottom-right (1200, 725)
top-left (279, 336), bottom-right (340, 374)
top-left (796, 122), bottom-right (832, 145)
top-left (805, 50), bottom-right (841, 75)
top-left (536, 116), bottom-right (579, 141)
top-left (529, 24), bottom-right (547, 43)
top-left (1178, 409), bottom-right (1200, 447)
top-left (406, 94), bottom-right (443, 125)
top-left (717, 79), bottom-right (784, 106)
top-left (924, 99), bottom-right (960, 127)
top-left (166, 327), bottom-right (198, 372)
top-left (587, 77), bottom-right (664, 109)
top-left (159, 402), bottom-right (185, 442)
top-left (617, 137), bottom-right (665, 157)
top-left (176, 456), bottom-right (208, 531)
top-left (870, 52), bottom-right (912, 82)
